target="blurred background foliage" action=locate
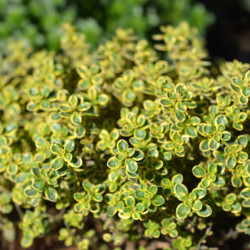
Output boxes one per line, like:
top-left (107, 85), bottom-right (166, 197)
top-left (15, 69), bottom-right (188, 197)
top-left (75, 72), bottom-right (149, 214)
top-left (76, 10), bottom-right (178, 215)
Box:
top-left (0, 0), bottom-right (214, 51)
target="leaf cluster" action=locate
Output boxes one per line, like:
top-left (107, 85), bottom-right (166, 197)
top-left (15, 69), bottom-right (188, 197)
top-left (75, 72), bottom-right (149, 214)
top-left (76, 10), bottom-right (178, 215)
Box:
top-left (0, 22), bottom-right (249, 249)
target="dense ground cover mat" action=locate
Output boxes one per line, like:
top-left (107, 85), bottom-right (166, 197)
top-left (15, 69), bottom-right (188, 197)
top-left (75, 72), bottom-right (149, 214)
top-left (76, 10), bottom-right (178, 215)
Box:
top-left (0, 22), bottom-right (250, 249)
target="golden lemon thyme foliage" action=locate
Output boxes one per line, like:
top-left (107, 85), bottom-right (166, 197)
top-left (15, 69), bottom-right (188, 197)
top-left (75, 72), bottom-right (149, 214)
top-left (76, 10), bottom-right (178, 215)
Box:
top-left (0, 22), bottom-right (250, 249)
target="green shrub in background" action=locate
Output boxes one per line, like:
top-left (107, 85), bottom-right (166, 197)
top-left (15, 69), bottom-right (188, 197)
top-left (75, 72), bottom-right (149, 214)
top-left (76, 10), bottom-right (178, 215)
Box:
top-left (0, 0), bottom-right (214, 51)
top-left (0, 22), bottom-right (249, 249)
top-left (0, 0), bottom-right (100, 50)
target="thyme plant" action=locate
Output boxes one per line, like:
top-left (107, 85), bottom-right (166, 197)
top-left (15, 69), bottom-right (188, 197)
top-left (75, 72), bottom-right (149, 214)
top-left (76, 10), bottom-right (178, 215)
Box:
top-left (0, 22), bottom-right (249, 249)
